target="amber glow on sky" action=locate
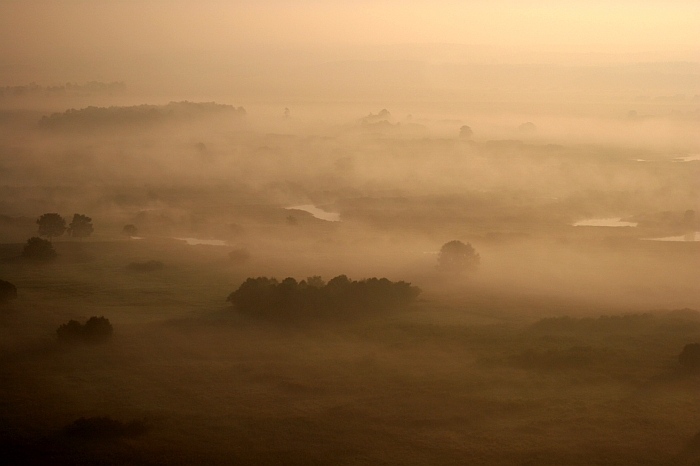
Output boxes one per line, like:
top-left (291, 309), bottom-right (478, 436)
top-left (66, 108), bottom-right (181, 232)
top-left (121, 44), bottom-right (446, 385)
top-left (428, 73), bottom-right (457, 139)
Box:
top-left (0, 0), bottom-right (697, 93)
top-left (1, 1), bottom-right (698, 54)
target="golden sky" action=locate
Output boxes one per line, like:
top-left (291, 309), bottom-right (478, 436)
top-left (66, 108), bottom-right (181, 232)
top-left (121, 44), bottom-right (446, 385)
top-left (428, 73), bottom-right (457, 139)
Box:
top-left (1, 1), bottom-right (698, 54)
top-left (0, 1), bottom-right (697, 92)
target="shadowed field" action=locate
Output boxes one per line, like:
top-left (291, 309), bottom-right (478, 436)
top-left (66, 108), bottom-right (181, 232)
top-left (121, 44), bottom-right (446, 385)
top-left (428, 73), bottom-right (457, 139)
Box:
top-left (2, 239), bottom-right (700, 465)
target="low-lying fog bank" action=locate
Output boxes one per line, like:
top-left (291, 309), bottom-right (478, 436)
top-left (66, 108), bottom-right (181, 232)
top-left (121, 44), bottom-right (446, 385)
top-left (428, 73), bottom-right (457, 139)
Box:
top-left (1, 68), bottom-right (698, 465)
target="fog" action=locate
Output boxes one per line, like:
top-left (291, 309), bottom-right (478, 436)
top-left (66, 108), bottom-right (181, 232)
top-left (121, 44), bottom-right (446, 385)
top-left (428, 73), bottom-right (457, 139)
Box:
top-left (1, 1), bottom-right (700, 465)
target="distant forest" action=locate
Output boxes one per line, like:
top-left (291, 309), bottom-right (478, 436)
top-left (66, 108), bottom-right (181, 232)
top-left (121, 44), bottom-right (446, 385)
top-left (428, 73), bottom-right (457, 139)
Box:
top-left (38, 101), bottom-right (246, 129)
top-left (0, 81), bottom-right (126, 98)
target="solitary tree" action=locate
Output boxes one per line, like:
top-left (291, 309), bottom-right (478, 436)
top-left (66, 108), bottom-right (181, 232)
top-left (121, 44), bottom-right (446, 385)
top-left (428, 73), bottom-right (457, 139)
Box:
top-left (22, 237), bottom-right (57, 262)
top-left (437, 240), bottom-right (480, 274)
top-left (122, 224), bottom-right (138, 237)
top-left (67, 214), bottom-right (93, 239)
top-left (459, 125), bottom-right (473, 138)
top-left (37, 213), bottom-right (66, 241)
top-left (518, 122), bottom-right (537, 133)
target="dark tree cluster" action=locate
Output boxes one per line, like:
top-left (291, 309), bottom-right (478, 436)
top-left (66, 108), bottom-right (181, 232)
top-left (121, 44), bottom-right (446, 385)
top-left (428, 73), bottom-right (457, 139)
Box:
top-left (35, 212), bottom-right (94, 241)
top-left (0, 279), bottom-right (17, 302)
top-left (57, 316), bottom-right (113, 343)
top-left (65, 416), bottom-right (148, 439)
top-left (22, 237), bottom-right (57, 262)
top-left (360, 108), bottom-right (391, 124)
top-left (227, 275), bottom-right (421, 320)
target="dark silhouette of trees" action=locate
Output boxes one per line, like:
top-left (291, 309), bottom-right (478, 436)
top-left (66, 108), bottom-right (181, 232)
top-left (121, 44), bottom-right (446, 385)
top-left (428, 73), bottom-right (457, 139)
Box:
top-left (459, 125), bottom-right (473, 138)
top-left (0, 279), bottom-right (17, 302)
top-left (122, 224), bottom-right (138, 236)
top-left (437, 240), bottom-right (480, 274)
top-left (39, 101), bottom-right (246, 130)
top-left (36, 213), bottom-right (66, 240)
top-left (67, 214), bottom-right (93, 239)
top-left (22, 237), bottom-right (57, 261)
top-left (57, 316), bottom-right (113, 343)
top-left (679, 343), bottom-right (700, 370)
top-left (306, 276), bottom-right (325, 288)
top-left (227, 275), bottom-right (420, 320)
top-left (361, 109), bottom-right (391, 124)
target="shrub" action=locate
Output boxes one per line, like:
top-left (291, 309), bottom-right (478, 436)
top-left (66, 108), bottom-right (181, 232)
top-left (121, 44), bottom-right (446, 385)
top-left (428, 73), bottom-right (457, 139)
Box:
top-left (22, 237), bottom-right (57, 262)
top-left (65, 416), bottom-right (148, 439)
top-left (126, 260), bottom-right (164, 272)
top-left (57, 316), bottom-right (113, 343)
top-left (0, 279), bottom-right (17, 302)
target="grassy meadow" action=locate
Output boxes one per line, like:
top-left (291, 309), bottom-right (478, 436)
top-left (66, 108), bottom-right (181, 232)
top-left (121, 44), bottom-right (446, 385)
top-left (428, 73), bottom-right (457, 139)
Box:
top-left (2, 234), bottom-right (700, 465)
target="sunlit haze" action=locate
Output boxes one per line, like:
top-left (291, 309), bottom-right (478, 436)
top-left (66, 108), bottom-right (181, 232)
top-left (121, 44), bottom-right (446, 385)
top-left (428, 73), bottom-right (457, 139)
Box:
top-left (1, 1), bottom-right (699, 465)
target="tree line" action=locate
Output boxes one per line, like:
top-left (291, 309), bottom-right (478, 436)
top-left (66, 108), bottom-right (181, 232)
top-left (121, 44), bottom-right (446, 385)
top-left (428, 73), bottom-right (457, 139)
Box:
top-left (38, 101), bottom-right (246, 129)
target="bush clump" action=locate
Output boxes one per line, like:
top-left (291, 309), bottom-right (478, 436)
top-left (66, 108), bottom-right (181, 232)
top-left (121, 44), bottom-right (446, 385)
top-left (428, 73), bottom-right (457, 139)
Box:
top-left (0, 279), bottom-right (17, 302)
top-left (679, 343), bottom-right (700, 371)
top-left (22, 237), bottom-right (57, 262)
top-left (65, 416), bottom-right (148, 439)
top-left (126, 260), bottom-right (164, 272)
top-left (227, 275), bottom-right (420, 320)
top-left (57, 316), bottom-right (113, 343)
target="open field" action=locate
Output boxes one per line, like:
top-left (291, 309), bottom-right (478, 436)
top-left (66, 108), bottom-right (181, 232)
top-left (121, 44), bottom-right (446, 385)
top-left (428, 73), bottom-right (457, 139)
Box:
top-left (2, 235), bottom-right (700, 465)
